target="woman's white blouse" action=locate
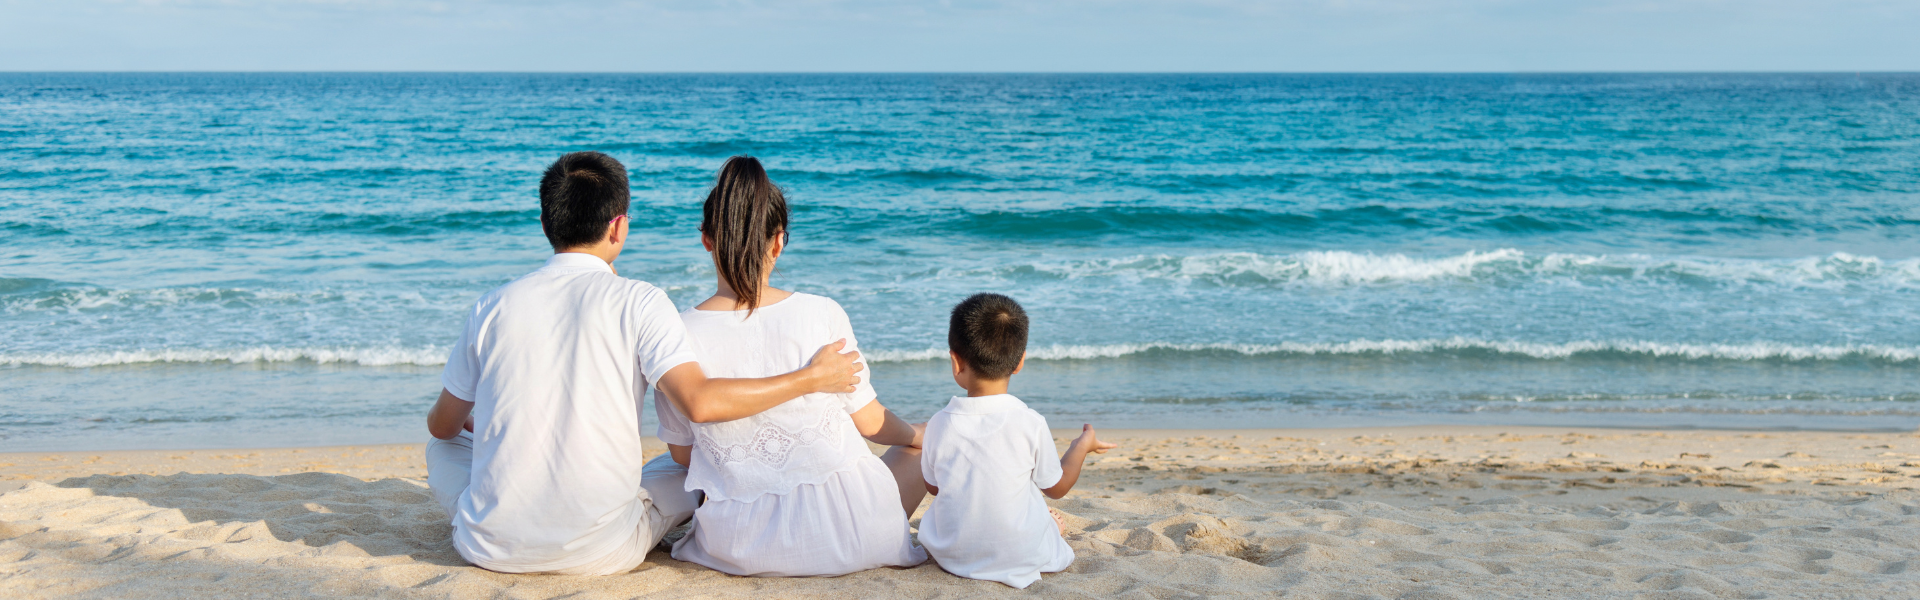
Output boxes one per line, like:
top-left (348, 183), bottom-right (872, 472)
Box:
top-left (655, 293), bottom-right (925, 576)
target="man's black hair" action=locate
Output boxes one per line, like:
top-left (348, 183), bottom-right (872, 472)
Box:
top-left (539, 152), bottom-right (630, 250)
top-left (948, 293), bottom-right (1028, 379)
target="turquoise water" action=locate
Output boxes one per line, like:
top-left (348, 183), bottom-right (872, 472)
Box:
top-left (4, 73), bottom-right (1919, 450)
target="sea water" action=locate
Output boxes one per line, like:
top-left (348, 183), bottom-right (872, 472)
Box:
top-left (3, 73), bottom-right (1918, 450)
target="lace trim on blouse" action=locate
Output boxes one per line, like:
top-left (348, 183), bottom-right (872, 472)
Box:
top-left (696, 412), bottom-right (845, 469)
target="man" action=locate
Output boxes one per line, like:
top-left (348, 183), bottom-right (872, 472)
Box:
top-left (422, 151), bottom-right (863, 575)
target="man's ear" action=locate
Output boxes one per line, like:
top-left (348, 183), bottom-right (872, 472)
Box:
top-left (949, 351), bottom-right (966, 377)
top-left (1011, 352), bottom-right (1026, 375)
top-left (701, 231), bottom-right (715, 252)
top-left (608, 217), bottom-right (628, 246)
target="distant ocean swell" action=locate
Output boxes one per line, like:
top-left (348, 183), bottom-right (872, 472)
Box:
top-left (18, 203), bottom-right (1920, 244)
top-left (5, 250), bottom-right (1916, 315)
top-left (11, 338), bottom-right (1919, 369)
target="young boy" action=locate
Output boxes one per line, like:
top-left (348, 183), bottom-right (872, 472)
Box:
top-left (918, 293), bottom-right (1118, 589)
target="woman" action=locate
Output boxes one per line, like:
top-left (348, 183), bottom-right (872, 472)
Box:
top-left (654, 156), bottom-right (929, 576)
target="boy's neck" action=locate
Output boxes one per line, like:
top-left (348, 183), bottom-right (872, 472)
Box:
top-left (961, 378), bottom-right (1011, 397)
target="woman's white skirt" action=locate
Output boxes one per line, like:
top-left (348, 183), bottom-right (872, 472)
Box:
top-left (671, 455), bottom-right (928, 577)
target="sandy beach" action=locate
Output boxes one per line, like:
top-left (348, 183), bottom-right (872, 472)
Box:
top-left (3, 426), bottom-right (1918, 599)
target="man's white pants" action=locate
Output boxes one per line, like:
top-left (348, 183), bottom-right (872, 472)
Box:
top-left (425, 432), bottom-right (701, 575)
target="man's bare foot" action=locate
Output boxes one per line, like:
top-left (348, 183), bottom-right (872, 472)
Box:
top-left (1049, 507), bottom-right (1067, 534)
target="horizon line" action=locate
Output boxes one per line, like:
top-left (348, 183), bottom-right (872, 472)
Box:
top-left (2, 70), bottom-right (1915, 76)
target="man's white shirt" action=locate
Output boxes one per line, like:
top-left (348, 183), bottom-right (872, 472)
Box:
top-left (439, 253), bottom-right (698, 573)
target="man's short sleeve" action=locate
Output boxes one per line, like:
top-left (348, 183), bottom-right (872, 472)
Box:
top-left (824, 299), bottom-right (879, 414)
top-left (1030, 414), bottom-right (1064, 489)
top-left (439, 301), bottom-right (484, 401)
top-left (653, 389), bottom-right (695, 446)
top-left (633, 288), bottom-right (700, 384)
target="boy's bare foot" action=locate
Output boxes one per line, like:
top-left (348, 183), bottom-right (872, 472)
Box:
top-left (1050, 507), bottom-right (1067, 534)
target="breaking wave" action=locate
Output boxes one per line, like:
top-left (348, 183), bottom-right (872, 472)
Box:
top-left (0, 346), bottom-right (448, 368)
top-left (11, 338), bottom-right (1918, 369)
top-left (864, 338), bottom-right (1920, 364)
top-left (950, 250), bottom-right (1920, 288)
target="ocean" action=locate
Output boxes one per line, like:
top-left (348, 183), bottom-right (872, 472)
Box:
top-left (3, 73), bottom-right (1918, 451)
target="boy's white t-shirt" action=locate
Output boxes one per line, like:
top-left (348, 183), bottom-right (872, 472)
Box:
top-left (439, 253), bottom-right (699, 573)
top-left (918, 394), bottom-right (1075, 589)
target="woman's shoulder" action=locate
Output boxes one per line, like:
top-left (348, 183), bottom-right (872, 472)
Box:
top-left (677, 292), bottom-right (850, 333)
top-left (785, 291), bottom-right (845, 310)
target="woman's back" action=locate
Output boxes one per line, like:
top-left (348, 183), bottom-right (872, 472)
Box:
top-left (668, 293), bottom-right (875, 502)
top-left (656, 292), bottom-right (926, 576)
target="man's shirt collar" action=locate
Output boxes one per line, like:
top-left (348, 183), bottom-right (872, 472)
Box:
top-left (544, 252), bottom-right (614, 273)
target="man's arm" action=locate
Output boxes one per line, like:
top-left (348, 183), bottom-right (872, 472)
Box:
top-left (426, 389), bottom-right (474, 440)
top-left (656, 339), bottom-right (865, 424)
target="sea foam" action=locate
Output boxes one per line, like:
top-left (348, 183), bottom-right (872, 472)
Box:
top-left (0, 346), bottom-right (448, 368)
top-left (862, 338), bottom-right (1920, 364)
top-left (11, 338), bottom-right (1917, 368)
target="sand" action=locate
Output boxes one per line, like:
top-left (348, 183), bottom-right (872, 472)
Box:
top-left (4, 426), bottom-right (1919, 599)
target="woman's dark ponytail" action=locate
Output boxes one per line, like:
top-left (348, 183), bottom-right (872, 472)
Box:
top-left (701, 156), bottom-right (789, 315)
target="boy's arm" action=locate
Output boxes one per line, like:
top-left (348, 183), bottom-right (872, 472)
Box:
top-left (656, 339), bottom-right (865, 423)
top-left (1042, 424), bottom-right (1118, 499)
top-left (426, 389), bottom-right (474, 440)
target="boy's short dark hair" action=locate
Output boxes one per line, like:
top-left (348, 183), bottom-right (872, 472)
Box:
top-left (948, 293), bottom-right (1028, 379)
top-left (539, 152), bottom-right (630, 250)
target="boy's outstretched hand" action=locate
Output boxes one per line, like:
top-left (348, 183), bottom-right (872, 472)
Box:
top-left (1045, 424), bottom-right (1119, 499)
top-left (1070, 424), bottom-right (1118, 456)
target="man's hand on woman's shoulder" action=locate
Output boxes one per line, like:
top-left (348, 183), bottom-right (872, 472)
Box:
top-left (805, 339), bottom-right (865, 394)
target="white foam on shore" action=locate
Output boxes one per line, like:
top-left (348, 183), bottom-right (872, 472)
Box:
top-left (864, 338), bottom-right (1920, 363)
top-left (11, 338), bottom-right (1917, 369)
top-left (0, 346), bottom-right (448, 368)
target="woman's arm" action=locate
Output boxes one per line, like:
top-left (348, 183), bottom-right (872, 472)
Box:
top-left (667, 444), bottom-right (693, 466)
top-left (850, 401), bottom-right (921, 447)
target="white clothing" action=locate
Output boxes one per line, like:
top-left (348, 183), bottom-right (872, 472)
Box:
top-left (436, 253), bottom-right (700, 574)
top-left (655, 292), bottom-right (926, 576)
top-left (425, 432), bottom-right (702, 575)
top-left (918, 394), bottom-right (1075, 589)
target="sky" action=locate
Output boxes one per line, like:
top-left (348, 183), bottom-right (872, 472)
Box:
top-left (0, 0), bottom-right (1915, 72)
